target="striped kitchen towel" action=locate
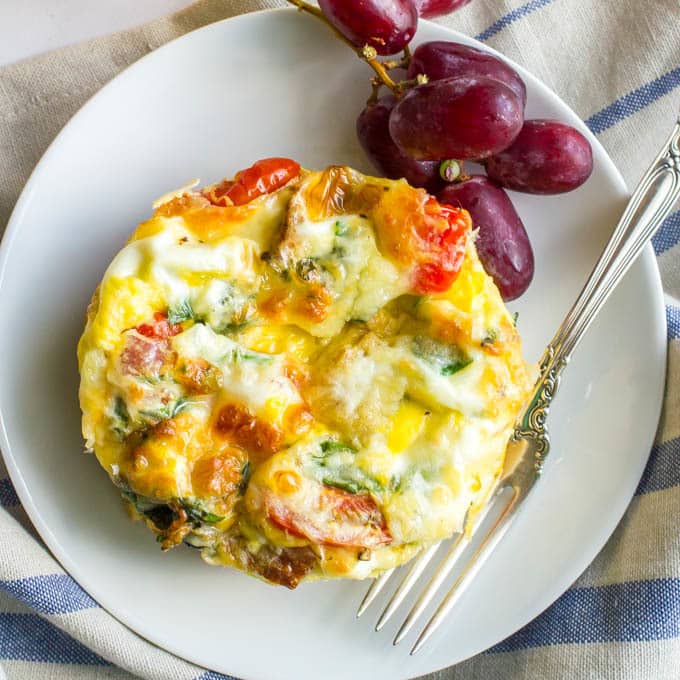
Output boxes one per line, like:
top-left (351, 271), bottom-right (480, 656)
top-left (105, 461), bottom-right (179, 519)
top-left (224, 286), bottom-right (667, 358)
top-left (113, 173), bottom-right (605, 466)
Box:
top-left (0, 0), bottom-right (678, 678)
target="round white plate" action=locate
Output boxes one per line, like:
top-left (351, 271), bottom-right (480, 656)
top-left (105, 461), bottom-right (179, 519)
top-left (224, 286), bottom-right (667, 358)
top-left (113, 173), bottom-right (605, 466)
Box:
top-left (0, 8), bottom-right (666, 680)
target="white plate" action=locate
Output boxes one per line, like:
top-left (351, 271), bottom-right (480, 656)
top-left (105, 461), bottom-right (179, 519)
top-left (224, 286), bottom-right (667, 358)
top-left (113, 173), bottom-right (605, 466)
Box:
top-left (0, 8), bottom-right (666, 680)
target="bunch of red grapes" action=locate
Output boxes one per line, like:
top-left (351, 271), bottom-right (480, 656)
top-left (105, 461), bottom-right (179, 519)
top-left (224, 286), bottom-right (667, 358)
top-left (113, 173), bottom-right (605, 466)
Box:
top-left (313, 0), bottom-right (594, 300)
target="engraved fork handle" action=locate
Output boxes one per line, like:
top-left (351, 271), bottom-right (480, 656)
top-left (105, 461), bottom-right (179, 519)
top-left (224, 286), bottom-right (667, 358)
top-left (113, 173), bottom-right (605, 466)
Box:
top-left (395, 117), bottom-right (680, 656)
top-left (515, 114), bottom-right (680, 463)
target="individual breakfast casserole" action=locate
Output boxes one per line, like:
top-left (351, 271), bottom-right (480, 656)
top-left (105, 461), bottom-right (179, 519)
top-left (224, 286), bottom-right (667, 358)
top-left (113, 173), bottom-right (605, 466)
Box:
top-left (78, 158), bottom-right (534, 588)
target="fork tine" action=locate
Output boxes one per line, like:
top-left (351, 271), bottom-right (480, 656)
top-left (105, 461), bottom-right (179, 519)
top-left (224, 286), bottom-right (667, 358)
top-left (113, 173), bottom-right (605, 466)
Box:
top-left (356, 569), bottom-right (394, 618)
top-left (410, 488), bottom-right (520, 655)
top-left (392, 492), bottom-right (501, 646)
top-left (392, 532), bottom-right (469, 645)
top-left (374, 542), bottom-right (441, 631)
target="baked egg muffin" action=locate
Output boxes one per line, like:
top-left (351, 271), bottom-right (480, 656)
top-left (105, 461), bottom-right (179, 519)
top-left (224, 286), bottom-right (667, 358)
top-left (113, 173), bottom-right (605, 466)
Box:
top-left (78, 158), bottom-right (533, 588)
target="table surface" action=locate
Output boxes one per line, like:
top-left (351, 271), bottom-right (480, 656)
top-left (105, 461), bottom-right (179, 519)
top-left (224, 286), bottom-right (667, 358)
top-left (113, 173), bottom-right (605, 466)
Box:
top-left (0, 0), bottom-right (194, 67)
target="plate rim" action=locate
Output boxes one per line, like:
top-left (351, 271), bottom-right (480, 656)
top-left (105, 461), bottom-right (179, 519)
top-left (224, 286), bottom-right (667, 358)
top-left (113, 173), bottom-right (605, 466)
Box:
top-left (0, 7), bottom-right (668, 677)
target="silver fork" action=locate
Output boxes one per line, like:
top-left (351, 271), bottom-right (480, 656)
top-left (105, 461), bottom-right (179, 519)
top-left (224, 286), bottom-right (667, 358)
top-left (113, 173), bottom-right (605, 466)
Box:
top-left (357, 112), bottom-right (680, 655)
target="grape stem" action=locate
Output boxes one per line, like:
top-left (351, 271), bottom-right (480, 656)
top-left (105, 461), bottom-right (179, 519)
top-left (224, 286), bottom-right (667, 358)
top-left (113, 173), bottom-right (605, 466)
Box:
top-left (286, 0), bottom-right (418, 98)
top-left (381, 45), bottom-right (412, 71)
top-left (368, 78), bottom-right (383, 104)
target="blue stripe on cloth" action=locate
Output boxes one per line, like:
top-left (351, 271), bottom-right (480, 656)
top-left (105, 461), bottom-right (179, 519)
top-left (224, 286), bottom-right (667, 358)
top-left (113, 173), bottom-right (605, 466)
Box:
top-left (586, 67), bottom-right (680, 135)
top-left (0, 613), bottom-right (109, 664)
top-left (635, 437), bottom-right (680, 496)
top-left (194, 672), bottom-right (238, 680)
top-left (0, 478), bottom-right (19, 507)
top-left (652, 211), bottom-right (680, 256)
top-left (488, 578), bottom-right (680, 652)
top-left (0, 575), bottom-right (98, 615)
top-left (475, 0), bottom-right (556, 41)
top-left (667, 306), bottom-right (680, 341)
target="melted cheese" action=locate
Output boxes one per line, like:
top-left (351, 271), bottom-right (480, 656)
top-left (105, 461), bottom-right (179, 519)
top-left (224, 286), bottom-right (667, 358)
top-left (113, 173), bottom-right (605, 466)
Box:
top-left (78, 165), bottom-right (534, 587)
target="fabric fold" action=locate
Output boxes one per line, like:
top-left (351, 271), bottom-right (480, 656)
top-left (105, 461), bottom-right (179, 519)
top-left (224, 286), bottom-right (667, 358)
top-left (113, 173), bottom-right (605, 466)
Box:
top-left (0, 0), bottom-right (678, 678)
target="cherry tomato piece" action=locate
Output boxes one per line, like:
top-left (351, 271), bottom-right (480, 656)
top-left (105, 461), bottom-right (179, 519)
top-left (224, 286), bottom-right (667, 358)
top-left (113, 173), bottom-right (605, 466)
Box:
top-left (207, 158), bottom-right (301, 206)
top-left (136, 312), bottom-right (182, 339)
top-left (437, 176), bottom-right (534, 300)
top-left (412, 198), bottom-right (471, 294)
top-left (266, 486), bottom-right (392, 548)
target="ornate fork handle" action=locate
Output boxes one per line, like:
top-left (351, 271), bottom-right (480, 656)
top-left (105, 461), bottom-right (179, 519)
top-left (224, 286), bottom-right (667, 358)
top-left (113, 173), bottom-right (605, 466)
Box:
top-left (514, 114), bottom-right (680, 470)
top-left (358, 115), bottom-right (680, 655)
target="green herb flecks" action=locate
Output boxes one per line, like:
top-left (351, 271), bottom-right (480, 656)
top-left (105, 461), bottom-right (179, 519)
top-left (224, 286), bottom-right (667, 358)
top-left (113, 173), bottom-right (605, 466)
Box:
top-left (167, 299), bottom-right (195, 325)
top-left (138, 374), bottom-right (162, 386)
top-left (296, 258), bottom-right (319, 283)
top-left (145, 504), bottom-right (178, 530)
top-left (228, 347), bottom-right (274, 365)
top-left (121, 490), bottom-right (178, 531)
top-left (112, 396), bottom-right (131, 439)
top-left (321, 468), bottom-right (380, 495)
top-left (311, 439), bottom-right (380, 494)
top-left (171, 396), bottom-right (190, 417)
top-left (221, 320), bottom-right (250, 334)
top-left (320, 439), bottom-right (357, 456)
top-left (334, 220), bottom-right (348, 236)
top-left (322, 478), bottom-right (366, 495)
top-left (138, 396), bottom-right (191, 425)
top-left (183, 502), bottom-right (224, 525)
top-left (389, 475), bottom-right (404, 494)
top-left (441, 357), bottom-right (473, 375)
top-left (412, 335), bottom-right (473, 377)
top-left (481, 328), bottom-right (498, 347)
top-left (238, 461), bottom-right (252, 495)
top-left (121, 491), bottom-right (223, 536)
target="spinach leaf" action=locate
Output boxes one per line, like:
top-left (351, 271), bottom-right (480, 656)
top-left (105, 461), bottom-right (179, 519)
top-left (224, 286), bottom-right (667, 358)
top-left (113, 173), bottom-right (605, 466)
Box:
top-left (238, 461), bottom-right (251, 495)
top-left (389, 475), bottom-right (404, 494)
top-left (138, 396), bottom-right (191, 424)
top-left (167, 299), bottom-right (195, 325)
top-left (182, 502), bottom-right (224, 524)
top-left (295, 258), bottom-right (319, 282)
top-left (121, 490), bottom-right (178, 530)
top-left (229, 347), bottom-right (274, 365)
top-left (112, 396), bottom-right (130, 439)
top-left (320, 467), bottom-right (380, 495)
top-left (481, 328), bottom-right (498, 347)
top-left (121, 491), bottom-right (223, 530)
top-left (171, 396), bottom-right (190, 417)
top-left (114, 396), bottom-right (129, 423)
top-left (145, 505), bottom-right (178, 531)
top-left (412, 335), bottom-right (473, 377)
top-left (311, 439), bottom-right (380, 494)
top-left (441, 357), bottom-right (473, 375)
top-left (320, 439), bottom-right (357, 456)
top-left (221, 321), bottom-right (250, 334)
top-left (322, 478), bottom-right (364, 495)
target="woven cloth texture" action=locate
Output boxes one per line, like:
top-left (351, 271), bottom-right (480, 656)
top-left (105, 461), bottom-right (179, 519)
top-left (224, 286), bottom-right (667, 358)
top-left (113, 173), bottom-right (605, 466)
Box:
top-left (0, 0), bottom-right (678, 678)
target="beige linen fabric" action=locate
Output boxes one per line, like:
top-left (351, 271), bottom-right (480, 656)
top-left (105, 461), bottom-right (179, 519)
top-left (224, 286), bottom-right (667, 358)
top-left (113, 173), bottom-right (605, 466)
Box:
top-left (0, 1), bottom-right (678, 679)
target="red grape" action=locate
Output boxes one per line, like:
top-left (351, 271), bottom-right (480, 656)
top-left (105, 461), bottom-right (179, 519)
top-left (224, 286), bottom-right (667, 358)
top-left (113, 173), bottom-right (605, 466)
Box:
top-left (414, 0), bottom-right (472, 18)
top-left (484, 120), bottom-right (593, 194)
top-left (407, 41), bottom-right (526, 107)
top-left (438, 176), bottom-right (533, 300)
top-left (357, 95), bottom-right (443, 193)
top-left (318, 0), bottom-right (418, 56)
top-left (389, 77), bottom-right (524, 161)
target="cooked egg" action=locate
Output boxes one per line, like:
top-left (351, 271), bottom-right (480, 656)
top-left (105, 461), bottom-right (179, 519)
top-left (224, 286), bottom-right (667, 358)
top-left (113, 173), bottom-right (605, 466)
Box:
top-left (78, 164), bottom-right (533, 588)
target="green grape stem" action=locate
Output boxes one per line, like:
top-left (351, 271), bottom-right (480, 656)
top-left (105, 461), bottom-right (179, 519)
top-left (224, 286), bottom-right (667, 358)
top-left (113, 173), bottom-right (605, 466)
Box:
top-left (286, 0), bottom-right (423, 99)
top-left (439, 159), bottom-right (469, 183)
